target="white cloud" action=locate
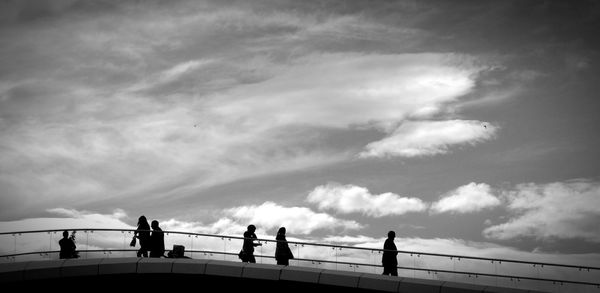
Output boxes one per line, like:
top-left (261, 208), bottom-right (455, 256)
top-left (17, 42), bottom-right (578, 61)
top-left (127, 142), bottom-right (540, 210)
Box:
top-left (307, 182), bottom-right (428, 217)
top-left (210, 53), bottom-right (481, 129)
top-left (430, 182), bottom-right (501, 214)
top-left (222, 201), bottom-right (363, 234)
top-left (360, 120), bottom-right (498, 158)
top-left (0, 208), bottom-right (133, 233)
top-left (484, 180), bottom-right (600, 242)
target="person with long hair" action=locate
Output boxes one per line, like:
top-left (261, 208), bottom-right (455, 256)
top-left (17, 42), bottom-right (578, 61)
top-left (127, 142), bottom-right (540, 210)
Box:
top-left (134, 215), bottom-right (151, 257)
top-left (275, 227), bottom-right (294, 266)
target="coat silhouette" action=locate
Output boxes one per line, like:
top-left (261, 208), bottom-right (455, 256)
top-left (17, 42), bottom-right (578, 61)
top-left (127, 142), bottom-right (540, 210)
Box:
top-left (382, 231), bottom-right (398, 276)
top-left (135, 215), bottom-right (151, 257)
top-left (275, 227), bottom-right (294, 266)
top-left (150, 220), bottom-right (165, 258)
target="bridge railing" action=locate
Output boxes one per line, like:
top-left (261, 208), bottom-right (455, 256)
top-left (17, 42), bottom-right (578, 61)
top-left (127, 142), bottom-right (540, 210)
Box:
top-left (1, 228), bottom-right (599, 293)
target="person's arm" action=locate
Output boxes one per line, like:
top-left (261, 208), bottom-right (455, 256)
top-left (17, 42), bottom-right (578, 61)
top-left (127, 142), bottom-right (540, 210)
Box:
top-left (252, 234), bottom-right (262, 246)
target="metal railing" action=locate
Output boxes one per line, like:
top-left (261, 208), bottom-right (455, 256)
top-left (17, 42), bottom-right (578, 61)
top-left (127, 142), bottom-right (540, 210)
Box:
top-left (1, 228), bottom-right (599, 292)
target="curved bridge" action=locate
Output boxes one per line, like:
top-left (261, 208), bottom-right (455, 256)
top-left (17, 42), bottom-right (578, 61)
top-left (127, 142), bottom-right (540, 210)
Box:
top-left (1, 229), bottom-right (599, 292)
top-left (1, 257), bottom-right (545, 292)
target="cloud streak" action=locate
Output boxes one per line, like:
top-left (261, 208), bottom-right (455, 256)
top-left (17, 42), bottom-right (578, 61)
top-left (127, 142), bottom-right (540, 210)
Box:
top-left (360, 120), bottom-right (498, 158)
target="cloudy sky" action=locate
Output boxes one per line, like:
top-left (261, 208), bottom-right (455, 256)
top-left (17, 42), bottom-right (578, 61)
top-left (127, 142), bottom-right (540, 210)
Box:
top-left (1, 0), bottom-right (600, 269)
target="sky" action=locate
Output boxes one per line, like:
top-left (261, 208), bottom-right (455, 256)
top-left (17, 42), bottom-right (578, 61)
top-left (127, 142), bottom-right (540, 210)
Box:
top-left (1, 0), bottom-right (600, 274)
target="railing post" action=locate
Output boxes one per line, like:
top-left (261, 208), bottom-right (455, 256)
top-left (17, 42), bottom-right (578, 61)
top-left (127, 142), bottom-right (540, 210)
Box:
top-left (13, 233), bottom-right (18, 260)
top-left (222, 237), bottom-right (226, 261)
top-left (260, 240), bottom-right (263, 264)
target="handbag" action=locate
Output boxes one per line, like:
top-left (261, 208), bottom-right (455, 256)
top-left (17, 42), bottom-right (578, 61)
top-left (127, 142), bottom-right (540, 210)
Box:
top-left (238, 250), bottom-right (247, 261)
top-left (129, 236), bottom-right (137, 247)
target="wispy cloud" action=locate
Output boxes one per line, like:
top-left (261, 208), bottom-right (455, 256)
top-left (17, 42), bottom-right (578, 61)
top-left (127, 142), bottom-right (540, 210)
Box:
top-left (210, 53), bottom-right (482, 129)
top-left (1, 0), bottom-right (496, 217)
top-left (360, 120), bottom-right (498, 158)
top-left (307, 182), bottom-right (428, 217)
top-left (431, 182), bottom-right (501, 214)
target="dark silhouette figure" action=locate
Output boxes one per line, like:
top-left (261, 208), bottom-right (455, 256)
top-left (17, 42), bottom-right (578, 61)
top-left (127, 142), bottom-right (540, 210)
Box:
top-left (382, 230), bottom-right (398, 276)
top-left (58, 230), bottom-right (78, 259)
top-left (275, 227), bottom-right (294, 266)
top-left (134, 215), bottom-right (151, 257)
top-left (240, 224), bottom-right (262, 263)
top-left (150, 220), bottom-right (165, 258)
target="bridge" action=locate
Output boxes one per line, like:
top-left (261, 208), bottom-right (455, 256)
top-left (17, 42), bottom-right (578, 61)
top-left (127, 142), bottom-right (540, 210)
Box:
top-left (1, 229), bottom-right (599, 292)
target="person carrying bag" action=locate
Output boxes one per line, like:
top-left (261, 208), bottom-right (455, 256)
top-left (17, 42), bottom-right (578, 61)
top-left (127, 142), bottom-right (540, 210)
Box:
top-left (275, 227), bottom-right (294, 266)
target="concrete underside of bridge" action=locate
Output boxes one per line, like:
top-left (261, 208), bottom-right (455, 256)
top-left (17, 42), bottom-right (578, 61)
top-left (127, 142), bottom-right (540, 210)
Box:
top-left (4, 273), bottom-right (401, 292)
top-left (0, 257), bottom-right (544, 293)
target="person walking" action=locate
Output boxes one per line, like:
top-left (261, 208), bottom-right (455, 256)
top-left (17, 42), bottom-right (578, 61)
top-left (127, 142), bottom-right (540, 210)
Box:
top-left (275, 227), bottom-right (294, 266)
top-left (150, 220), bottom-right (165, 258)
top-left (240, 224), bottom-right (262, 263)
top-left (382, 230), bottom-right (398, 276)
top-left (132, 215), bottom-right (151, 257)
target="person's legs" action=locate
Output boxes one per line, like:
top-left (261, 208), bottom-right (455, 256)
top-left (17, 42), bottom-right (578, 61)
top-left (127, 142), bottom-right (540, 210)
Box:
top-left (248, 254), bottom-right (256, 263)
top-left (138, 247), bottom-right (148, 257)
top-left (391, 266), bottom-right (398, 276)
top-left (280, 259), bottom-right (289, 266)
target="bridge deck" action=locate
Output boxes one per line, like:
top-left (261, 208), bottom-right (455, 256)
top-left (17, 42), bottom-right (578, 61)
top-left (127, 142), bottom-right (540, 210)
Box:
top-left (0, 257), bottom-right (545, 292)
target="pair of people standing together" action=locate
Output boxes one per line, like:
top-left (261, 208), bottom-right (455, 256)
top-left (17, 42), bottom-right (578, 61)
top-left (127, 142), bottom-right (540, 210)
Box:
top-left (132, 215), bottom-right (165, 258)
top-left (239, 225), bottom-right (294, 266)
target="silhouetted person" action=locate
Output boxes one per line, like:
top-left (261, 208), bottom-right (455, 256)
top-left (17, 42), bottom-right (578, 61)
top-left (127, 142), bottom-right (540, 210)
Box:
top-left (134, 215), bottom-right (151, 257)
top-left (275, 227), bottom-right (294, 266)
top-left (382, 230), bottom-right (398, 276)
top-left (59, 230), bottom-right (78, 259)
top-left (150, 220), bottom-right (165, 258)
top-left (241, 224), bottom-right (261, 263)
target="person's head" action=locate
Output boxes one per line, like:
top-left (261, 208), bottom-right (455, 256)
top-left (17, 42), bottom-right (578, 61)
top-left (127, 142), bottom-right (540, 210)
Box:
top-left (63, 230), bottom-right (69, 238)
top-left (138, 215), bottom-right (147, 226)
top-left (151, 220), bottom-right (159, 229)
top-left (387, 231), bottom-right (395, 239)
top-left (277, 227), bottom-right (286, 235)
top-left (247, 224), bottom-right (256, 232)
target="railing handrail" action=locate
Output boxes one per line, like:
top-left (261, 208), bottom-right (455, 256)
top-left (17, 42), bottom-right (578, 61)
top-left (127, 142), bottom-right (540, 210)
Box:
top-left (2, 228), bottom-right (599, 271)
top-left (2, 248), bottom-right (599, 288)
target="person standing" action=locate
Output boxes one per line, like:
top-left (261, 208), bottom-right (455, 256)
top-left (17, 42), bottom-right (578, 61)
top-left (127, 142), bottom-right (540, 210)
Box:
top-left (150, 220), bottom-right (165, 258)
top-left (241, 224), bottom-right (262, 263)
top-left (58, 230), bottom-right (77, 259)
top-left (382, 230), bottom-right (398, 276)
top-left (133, 215), bottom-right (151, 257)
top-left (275, 227), bottom-right (294, 266)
